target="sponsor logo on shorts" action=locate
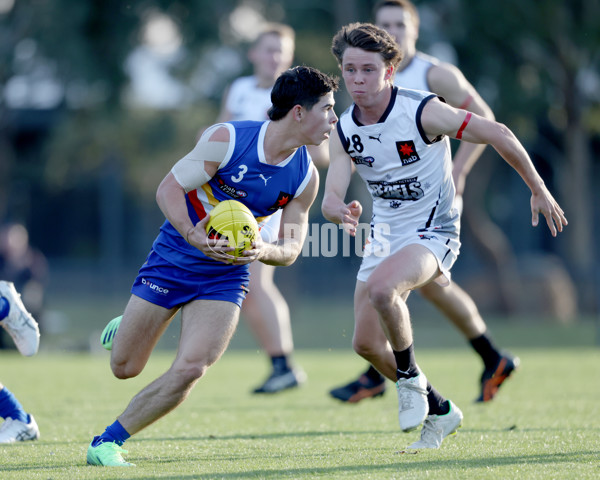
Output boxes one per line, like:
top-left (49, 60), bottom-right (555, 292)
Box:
top-left (418, 233), bottom-right (437, 241)
top-left (141, 278), bottom-right (169, 295)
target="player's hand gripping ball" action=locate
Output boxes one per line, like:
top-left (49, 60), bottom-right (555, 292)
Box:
top-left (205, 200), bottom-right (259, 258)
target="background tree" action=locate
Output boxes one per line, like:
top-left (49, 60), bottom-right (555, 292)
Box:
top-left (0, 0), bottom-right (597, 312)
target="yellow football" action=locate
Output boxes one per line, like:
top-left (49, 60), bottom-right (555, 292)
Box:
top-left (205, 200), bottom-right (259, 258)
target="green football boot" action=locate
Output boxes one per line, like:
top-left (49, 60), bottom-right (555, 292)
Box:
top-left (101, 315), bottom-right (122, 351)
top-left (87, 438), bottom-right (135, 466)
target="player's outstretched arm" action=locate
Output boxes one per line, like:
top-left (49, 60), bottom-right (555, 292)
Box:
top-left (421, 98), bottom-right (568, 236)
top-left (322, 131), bottom-right (362, 236)
top-left (428, 62), bottom-right (495, 196)
top-left (259, 165), bottom-right (320, 267)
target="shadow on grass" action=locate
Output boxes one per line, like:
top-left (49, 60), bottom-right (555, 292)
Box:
top-left (138, 449), bottom-right (600, 479)
top-left (3, 449), bottom-right (585, 479)
top-left (133, 428), bottom-right (393, 442)
top-left (1, 442), bottom-right (597, 477)
top-left (127, 424), bottom-right (600, 443)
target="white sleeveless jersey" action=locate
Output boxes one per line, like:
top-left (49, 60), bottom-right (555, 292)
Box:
top-left (224, 76), bottom-right (271, 121)
top-left (337, 87), bottom-right (460, 285)
top-left (393, 52), bottom-right (439, 91)
top-left (337, 87), bottom-right (458, 236)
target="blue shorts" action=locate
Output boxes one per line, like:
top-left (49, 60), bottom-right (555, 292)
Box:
top-left (131, 248), bottom-right (250, 309)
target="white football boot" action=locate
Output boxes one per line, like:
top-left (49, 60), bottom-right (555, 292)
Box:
top-left (0, 415), bottom-right (40, 443)
top-left (0, 281), bottom-right (40, 356)
top-left (396, 371), bottom-right (429, 432)
top-left (407, 400), bottom-right (463, 449)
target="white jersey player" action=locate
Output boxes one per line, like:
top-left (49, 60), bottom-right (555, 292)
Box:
top-left (223, 76), bottom-right (273, 122)
top-left (324, 22), bottom-right (565, 450)
top-left (393, 51), bottom-right (439, 91)
top-left (336, 87), bottom-right (460, 284)
top-left (328, 0), bottom-right (523, 408)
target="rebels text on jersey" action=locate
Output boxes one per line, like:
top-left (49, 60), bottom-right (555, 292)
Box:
top-left (336, 87), bottom-right (457, 233)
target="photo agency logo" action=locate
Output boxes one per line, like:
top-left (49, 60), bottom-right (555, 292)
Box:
top-left (281, 222), bottom-right (392, 258)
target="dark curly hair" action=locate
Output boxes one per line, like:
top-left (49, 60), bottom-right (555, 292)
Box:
top-left (268, 66), bottom-right (339, 121)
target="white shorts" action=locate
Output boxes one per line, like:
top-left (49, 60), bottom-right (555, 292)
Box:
top-left (357, 227), bottom-right (461, 286)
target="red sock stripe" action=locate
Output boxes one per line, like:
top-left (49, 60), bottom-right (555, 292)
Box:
top-left (456, 112), bottom-right (472, 140)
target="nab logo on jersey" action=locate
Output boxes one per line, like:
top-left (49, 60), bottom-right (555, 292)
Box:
top-left (396, 140), bottom-right (420, 166)
top-left (215, 176), bottom-right (248, 199)
top-left (268, 191), bottom-right (292, 211)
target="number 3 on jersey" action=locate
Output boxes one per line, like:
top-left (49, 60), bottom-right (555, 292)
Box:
top-left (231, 165), bottom-right (248, 183)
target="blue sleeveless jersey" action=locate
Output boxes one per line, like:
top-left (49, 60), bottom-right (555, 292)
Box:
top-left (152, 120), bottom-right (313, 271)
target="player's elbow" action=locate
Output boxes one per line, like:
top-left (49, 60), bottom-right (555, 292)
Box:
top-left (155, 190), bottom-right (164, 212)
top-left (155, 179), bottom-right (170, 212)
top-left (494, 122), bottom-right (515, 143)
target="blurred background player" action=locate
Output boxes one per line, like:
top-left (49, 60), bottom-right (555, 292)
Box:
top-left (329, 0), bottom-right (520, 404)
top-left (0, 280), bottom-right (40, 443)
top-left (217, 23), bottom-right (325, 394)
top-left (0, 223), bottom-right (47, 349)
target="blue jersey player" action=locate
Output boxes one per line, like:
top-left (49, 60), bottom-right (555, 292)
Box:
top-left (0, 280), bottom-right (41, 443)
top-left (86, 66), bottom-right (339, 467)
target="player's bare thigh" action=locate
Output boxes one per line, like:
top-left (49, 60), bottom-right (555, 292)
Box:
top-left (111, 294), bottom-right (179, 378)
top-left (246, 260), bottom-right (275, 294)
top-left (175, 299), bottom-right (241, 369)
top-left (367, 243), bottom-right (441, 300)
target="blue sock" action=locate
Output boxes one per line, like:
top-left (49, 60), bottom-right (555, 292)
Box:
top-left (0, 387), bottom-right (28, 423)
top-left (0, 297), bottom-right (9, 320)
top-left (92, 420), bottom-right (131, 447)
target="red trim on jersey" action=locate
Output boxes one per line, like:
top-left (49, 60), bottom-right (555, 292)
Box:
top-left (456, 112), bottom-right (472, 140)
top-left (187, 189), bottom-right (207, 220)
top-left (459, 95), bottom-right (473, 110)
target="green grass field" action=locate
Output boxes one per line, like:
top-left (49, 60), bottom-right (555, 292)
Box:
top-left (1, 342), bottom-right (599, 479)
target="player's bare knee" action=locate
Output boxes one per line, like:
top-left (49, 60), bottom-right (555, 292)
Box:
top-left (170, 363), bottom-right (207, 387)
top-left (110, 358), bottom-right (143, 379)
top-left (352, 335), bottom-right (379, 358)
top-left (366, 281), bottom-right (396, 312)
